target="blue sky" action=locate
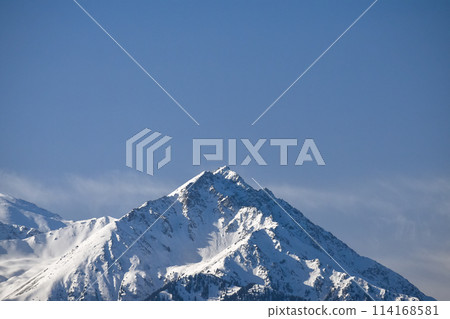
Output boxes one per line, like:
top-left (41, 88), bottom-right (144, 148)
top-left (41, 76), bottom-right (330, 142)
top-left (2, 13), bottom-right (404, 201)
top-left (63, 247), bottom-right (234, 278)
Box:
top-left (0, 0), bottom-right (449, 299)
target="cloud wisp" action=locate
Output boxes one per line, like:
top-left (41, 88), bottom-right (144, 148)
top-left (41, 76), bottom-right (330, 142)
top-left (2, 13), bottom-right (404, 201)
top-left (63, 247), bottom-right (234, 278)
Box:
top-left (269, 177), bottom-right (450, 301)
top-left (0, 170), bottom-right (172, 220)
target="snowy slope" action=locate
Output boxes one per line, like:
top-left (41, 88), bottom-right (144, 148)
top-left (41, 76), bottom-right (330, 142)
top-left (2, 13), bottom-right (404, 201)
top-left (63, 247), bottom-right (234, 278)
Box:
top-left (0, 193), bottom-right (68, 233)
top-left (0, 168), bottom-right (434, 300)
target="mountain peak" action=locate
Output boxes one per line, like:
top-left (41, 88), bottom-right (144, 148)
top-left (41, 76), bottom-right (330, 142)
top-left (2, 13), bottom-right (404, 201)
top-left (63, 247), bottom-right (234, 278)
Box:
top-left (0, 192), bottom-right (67, 232)
top-left (213, 166), bottom-right (243, 182)
top-left (0, 172), bottom-right (434, 301)
top-left (213, 165), bottom-right (232, 175)
top-left (168, 166), bottom-right (248, 198)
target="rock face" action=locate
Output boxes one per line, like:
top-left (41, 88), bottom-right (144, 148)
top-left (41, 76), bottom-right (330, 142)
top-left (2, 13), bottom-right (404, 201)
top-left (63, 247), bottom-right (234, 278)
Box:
top-left (0, 167), bottom-right (434, 300)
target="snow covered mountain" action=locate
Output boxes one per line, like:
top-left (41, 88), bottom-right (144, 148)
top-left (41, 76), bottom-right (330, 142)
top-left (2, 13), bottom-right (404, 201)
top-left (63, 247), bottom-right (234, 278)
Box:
top-left (0, 167), bottom-right (434, 301)
top-left (0, 193), bottom-right (68, 241)
top-left (0, 193), bottom-right (68, 232)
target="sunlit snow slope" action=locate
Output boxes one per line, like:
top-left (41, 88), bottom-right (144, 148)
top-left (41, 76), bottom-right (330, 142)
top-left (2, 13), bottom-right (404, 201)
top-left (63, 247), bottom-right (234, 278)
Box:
top-left (0, 167), bottom-right (434, 301)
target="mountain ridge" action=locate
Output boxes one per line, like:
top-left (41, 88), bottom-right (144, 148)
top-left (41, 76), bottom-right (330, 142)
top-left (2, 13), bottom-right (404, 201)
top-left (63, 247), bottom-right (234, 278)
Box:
top-left (0, 193), bottom-right (68, 233)
top-left (0, 167), bottom-right (434, 301)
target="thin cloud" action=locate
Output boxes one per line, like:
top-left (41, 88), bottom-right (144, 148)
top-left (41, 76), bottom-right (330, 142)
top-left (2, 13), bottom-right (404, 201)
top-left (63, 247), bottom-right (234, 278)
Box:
top-left (269, 177), bottom-right (450, 300)
top-left (0, 170), bottom-right (172, 220)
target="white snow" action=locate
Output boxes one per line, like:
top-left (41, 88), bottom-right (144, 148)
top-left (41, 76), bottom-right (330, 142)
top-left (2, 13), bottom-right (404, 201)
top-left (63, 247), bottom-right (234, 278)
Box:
top-left (0, 168), bottom-right (434, 301)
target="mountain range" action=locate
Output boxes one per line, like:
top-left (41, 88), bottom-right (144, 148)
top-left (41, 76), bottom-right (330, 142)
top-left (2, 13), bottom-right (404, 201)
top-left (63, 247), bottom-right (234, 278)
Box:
top-left (0, 167), bottom-right (433, 301)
